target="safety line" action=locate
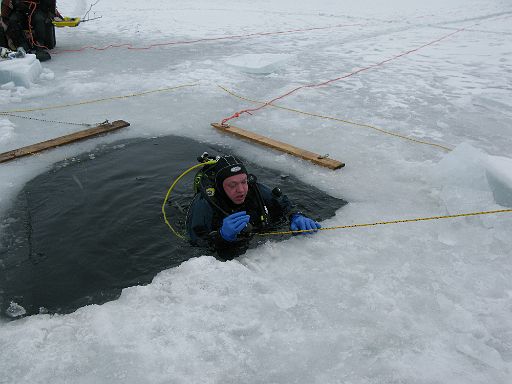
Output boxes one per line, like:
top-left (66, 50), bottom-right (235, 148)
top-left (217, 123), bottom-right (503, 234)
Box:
top-left (220, 24), bottom-right (470, 126)
top-left (162, 160), bottom-right (218, 240)
top-left (217, 85), bottom-right (453, 152)
top-left (0, 113), bottom-right (92, 127)
top-left (0, 83), bottom-right (198, 114)
top-left (53, 23), bottom-right (362, 54)
top-left (257, 209), bottom-right (512, 236)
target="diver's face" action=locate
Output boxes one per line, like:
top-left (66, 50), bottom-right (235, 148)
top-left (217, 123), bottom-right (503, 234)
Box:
top-left (223, 174), bottom-right (249, 205)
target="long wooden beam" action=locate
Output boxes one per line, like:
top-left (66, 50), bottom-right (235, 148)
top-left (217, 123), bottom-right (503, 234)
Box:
top-left (211, 123), bottom-right (344, 170)
top-left (0, 120), bottom-right (130, 163)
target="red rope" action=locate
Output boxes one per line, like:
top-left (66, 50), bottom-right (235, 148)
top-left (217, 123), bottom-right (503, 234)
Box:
top-left (220, 25), bottom-right (469, 126)
top-left (25, 1), bottom-right (37, 47)
top-left (25, 0), bottom-right (50, 50)
top-left (52, 23), bottom-right (362, 54)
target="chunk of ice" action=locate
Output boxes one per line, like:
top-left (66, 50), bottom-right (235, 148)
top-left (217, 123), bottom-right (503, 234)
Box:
top-left (6, 301), bottom-right (26, 318)
top-left (0, 54), bottom-right (43, 88)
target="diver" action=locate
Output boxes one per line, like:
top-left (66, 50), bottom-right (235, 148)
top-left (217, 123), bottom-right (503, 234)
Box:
top-left (185, 153), bottom-right (321, 259)
top-left (1, 0), bottom-right (56, 61)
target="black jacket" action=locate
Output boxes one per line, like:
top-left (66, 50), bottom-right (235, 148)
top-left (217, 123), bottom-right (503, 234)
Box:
top-left (186, 181), bottom-right (292, 258)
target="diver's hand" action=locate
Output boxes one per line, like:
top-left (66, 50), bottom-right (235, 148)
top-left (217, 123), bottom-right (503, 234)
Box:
top-left (290, 214), bottom-right (321, 234)
top-left (220, 211), bottom-right (250, 241)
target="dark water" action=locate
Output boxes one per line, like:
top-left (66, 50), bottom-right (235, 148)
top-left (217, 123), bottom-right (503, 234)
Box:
top-left (0, 136), bottom-right (346, 318)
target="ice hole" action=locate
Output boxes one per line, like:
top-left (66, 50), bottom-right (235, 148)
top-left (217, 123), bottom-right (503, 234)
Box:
top-left (0, 135), bottom-right (346, 318)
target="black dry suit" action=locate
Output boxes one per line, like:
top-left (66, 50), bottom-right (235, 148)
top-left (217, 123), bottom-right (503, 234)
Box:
top-left (1, 0), bottom-right (56, 57)
top-left (185, 156), bottom-right (292, 259)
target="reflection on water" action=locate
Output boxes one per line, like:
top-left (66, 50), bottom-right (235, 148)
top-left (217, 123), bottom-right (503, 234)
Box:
top-left (0, 136), bottom-right (346, 318)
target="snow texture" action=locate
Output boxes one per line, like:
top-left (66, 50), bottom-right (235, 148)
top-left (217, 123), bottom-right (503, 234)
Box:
top-left (1, 0), bottom-right (512, 383)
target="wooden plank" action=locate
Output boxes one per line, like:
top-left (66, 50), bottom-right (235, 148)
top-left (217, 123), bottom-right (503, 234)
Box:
top-left (0, 120), bottom-right (130, 164)
top-left (211, 123), bottom-right (344, 170)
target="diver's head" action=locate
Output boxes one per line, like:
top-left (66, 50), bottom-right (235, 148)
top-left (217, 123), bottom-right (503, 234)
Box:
top-left (213, 155), bottom-right (248, 205)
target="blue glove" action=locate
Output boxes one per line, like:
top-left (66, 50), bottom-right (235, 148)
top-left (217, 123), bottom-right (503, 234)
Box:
top-left (220, 211), bottom-right (250, 242)
top-left (290, 214), bottom-right (321, 234)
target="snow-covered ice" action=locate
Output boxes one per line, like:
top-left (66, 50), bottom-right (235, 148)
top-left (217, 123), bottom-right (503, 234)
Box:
top-left (1, 0), bottom-right (512, 383)
top-left (225, 53), bottom-right (294, 74)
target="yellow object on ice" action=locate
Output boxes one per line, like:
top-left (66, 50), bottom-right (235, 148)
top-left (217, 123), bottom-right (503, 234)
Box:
top-left (52, 17), bottom-right (81, 28)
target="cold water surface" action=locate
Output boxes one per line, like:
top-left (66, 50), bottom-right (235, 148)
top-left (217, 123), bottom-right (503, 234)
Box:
top-left (0, 136), bottom-right (346, 318)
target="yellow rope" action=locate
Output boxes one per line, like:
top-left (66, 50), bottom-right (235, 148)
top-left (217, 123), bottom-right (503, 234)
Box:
top-left (217, 85), bottom-right (453, 152)
top-left (0, 83), bottom-right (199, 114)
top-left (161, 164), bottom-right (511, 239)
top-left (257, 208), bottom-right (512, 236)
top-left (162, 160), bottom-right (218, 240)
